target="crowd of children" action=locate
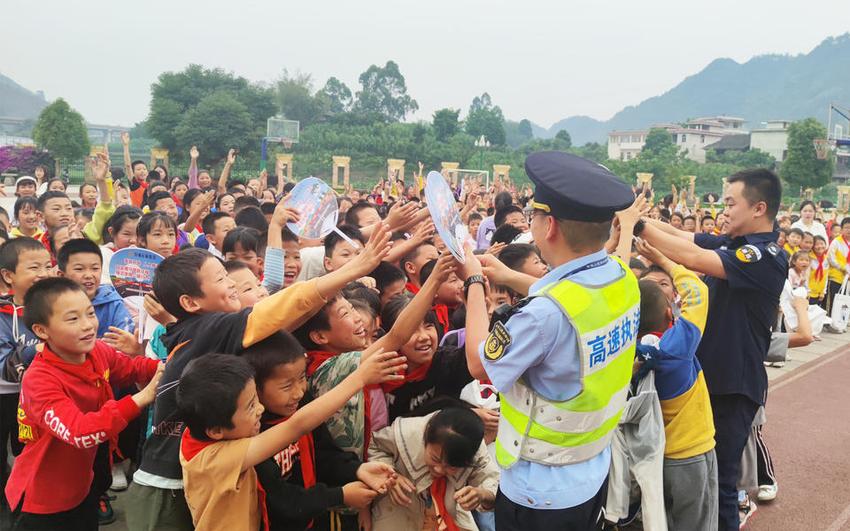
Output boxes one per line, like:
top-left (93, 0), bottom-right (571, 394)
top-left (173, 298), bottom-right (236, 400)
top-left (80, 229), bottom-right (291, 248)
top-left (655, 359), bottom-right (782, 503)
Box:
top-left (0, 136), bottom-right (830, 531)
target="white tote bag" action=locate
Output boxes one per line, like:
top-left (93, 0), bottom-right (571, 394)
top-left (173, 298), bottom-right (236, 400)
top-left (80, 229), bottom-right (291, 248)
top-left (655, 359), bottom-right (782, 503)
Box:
top-left (830, 278), bottom-right (850, 332)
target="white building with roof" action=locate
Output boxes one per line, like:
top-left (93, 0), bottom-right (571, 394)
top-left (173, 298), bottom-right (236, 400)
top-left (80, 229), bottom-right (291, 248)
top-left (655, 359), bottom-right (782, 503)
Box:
top-left (607, 116), bottom-right (747, 163)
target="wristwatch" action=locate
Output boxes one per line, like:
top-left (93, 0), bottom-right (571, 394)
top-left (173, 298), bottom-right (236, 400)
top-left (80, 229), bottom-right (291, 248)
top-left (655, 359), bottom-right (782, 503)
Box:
top-left (464, 275), bottom-right (486, 298)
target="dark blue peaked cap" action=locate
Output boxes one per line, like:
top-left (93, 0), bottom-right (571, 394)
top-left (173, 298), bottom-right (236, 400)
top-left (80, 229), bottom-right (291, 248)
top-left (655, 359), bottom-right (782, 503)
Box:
top-left (526, 151), bottom-right (634, 222)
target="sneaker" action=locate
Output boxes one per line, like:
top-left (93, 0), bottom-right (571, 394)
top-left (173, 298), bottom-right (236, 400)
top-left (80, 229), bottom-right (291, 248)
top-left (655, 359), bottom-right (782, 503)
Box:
top-left (110, 462), bottom-right (128, 491)
top-left (739, 498), bottom-right (758, 529)
top-left (757, 483), bottom-right (778, 502)
top-left (98, 495), bottom-right (116, 526)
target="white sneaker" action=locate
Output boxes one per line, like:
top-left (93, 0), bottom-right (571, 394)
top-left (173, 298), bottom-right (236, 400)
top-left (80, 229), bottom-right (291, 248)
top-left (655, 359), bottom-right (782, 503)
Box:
top-left (110, 462), bottom-right (128, 491)
top-left (739, 498), bottom-right (758, 529)
top-left (757, 483), bottom-right (778, 502)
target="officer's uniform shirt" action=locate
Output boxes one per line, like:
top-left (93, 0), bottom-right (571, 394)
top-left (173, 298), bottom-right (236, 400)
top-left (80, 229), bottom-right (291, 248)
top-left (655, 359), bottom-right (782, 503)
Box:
top-left (478, 248), bottom-right (623, 510)
top-left (693, 231), bottom-right (787, 405)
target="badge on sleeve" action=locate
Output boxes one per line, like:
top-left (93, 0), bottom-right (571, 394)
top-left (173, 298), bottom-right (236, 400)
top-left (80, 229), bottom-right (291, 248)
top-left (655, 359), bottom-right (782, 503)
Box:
top-left (735, 244), bottom-right (762, 263)
top-left (766, 242), bottom-right (780, 256)
top-left (484, 321), bottom-right (512, 361)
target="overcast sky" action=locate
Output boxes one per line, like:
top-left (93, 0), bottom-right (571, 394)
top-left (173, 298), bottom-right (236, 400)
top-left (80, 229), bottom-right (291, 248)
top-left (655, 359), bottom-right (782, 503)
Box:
top-left (4, 0), bottom-right (850, 128)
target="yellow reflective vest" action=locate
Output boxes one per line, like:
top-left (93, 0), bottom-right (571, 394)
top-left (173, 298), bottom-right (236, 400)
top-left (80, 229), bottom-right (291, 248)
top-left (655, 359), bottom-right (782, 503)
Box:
top-left (495, 257), bottom-right (640, 469)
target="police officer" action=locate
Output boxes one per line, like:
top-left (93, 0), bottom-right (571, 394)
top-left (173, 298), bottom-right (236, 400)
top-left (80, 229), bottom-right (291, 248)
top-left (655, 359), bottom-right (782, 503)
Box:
top-left (461, 151), bottom-right (638, 530)
top-left (636, 168), bottom-right (786, 530)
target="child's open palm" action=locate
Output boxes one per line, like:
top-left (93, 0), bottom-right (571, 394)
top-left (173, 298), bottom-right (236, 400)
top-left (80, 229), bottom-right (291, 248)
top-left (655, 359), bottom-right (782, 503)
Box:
top-left (357, 348), bottom-right (406, 386)
top-left (356, 461), bottom-right (397, 494)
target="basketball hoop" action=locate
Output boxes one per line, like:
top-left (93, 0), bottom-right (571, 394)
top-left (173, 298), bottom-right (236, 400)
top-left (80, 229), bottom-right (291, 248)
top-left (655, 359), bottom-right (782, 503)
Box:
top-left (814, 138), bottom-right (831, 160)
top-left (281, 138), bottom-right (293, 150)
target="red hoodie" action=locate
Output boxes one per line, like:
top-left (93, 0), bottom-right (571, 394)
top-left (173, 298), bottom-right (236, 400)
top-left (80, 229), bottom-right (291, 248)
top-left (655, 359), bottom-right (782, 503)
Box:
top-left (5, 341), bottom-right (159, 514)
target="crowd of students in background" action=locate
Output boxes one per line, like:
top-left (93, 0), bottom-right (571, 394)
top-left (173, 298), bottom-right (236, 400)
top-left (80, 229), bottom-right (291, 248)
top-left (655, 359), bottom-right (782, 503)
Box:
top-left (0, 132), bottom-right (828, 531)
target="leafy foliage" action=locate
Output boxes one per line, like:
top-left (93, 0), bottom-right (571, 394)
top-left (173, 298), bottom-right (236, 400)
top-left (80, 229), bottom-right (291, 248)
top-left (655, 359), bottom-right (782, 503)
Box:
top-left (32, 98), bottom-right (90, 163)
top-left (781, 118), bottom-right (833, 193)
top-left (432, 108), bottom-right (460, 142)
top-left (353, 61), bottom-right (418, 122)
top-left (465, 93), bottom-right (506, 146)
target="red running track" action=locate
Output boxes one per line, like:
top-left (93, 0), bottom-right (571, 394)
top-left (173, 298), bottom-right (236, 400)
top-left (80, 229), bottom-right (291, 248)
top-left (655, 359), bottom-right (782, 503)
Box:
top-left (750, 344), bottom-right (850, 531)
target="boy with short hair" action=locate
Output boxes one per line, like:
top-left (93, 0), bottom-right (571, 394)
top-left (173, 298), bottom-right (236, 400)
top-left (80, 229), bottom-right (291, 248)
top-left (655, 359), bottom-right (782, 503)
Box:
top-left (634, 239), bottom-right (717, 531)
top-left (243, 332), bottom-right (398, 531)
top-left (57, 238), bottom-right (134, 337)
top-left (0, 238), bottom-right (53, 493)
top-left (176, 348), bottom-right (402, 531)
top-left (323, 226), bottom-right (366, 273)
top-left (785, 227), bottom-right (803, 255)
top-left (126, 226), bottom-right (393, 531)
top-left (200, 211), bottom-right (236, 258)
top-left (5, 277), bottom-right (162, 529)
top-left (35, 191), bottom-right (74, 258)
top-left (223, 227), bottom-right (266, 278)
top-left (399, 243), bottom-right (438, 294)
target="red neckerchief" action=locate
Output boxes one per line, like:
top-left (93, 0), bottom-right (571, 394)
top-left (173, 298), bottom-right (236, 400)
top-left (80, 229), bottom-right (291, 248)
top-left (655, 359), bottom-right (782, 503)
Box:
top-left (380, 360), bottom-right (432, 394)
top-left (306, 350), bottom-right (373, 460)
top-left (38, 231), bottom-right (56, 266)
top-left (0, 302), bottom-right (23, 317)
top-left (306, 350), bottom-right (338, 377)
top-left (39, 344), bottom-right (119, 457)
top-left (430, 476), bottom-right (461, 531)
top-left (405, 282), bottom-right (420, 295)
top-left (433, 304), bottom-right (450, 333)
top-left (181, 428), bottom-right (270, 531)
top-left (263, 416), bottom-right (317, 489)
top-left (839, 236), bottom-right (850, 264)
top-left (815, 252), bottom-right (826, 281)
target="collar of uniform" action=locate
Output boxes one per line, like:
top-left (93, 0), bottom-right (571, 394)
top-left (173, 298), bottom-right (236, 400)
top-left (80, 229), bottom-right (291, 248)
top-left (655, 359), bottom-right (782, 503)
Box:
top-left (530, 248), bottom-right (609, 294)
top-left (741, 231), bottom-right (779, 246)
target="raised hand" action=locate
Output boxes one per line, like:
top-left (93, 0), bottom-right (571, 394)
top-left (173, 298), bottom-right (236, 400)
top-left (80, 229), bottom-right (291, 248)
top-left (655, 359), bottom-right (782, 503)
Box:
top-left (121, 131), bottom-right (130, 146)
top-left (270, 194), bottom-right (300, 227)
top-left (190, 146), bottom-right (199, 160)
top-left (92, 152), bottom-right (110, 182)
top-left (454, 486), bottom-right (485, 511)
top-left (132, 363), bottom-right (164, 408)
top-left (227, 148), bottom-right (237, 165)
top-left (103, 326), bottom-right (143, 356)
top-left (349, 224), bottom-right (392, 274)
top-left (144, 294), bottom-right (176, 326)
top-left (384, 201), bottom-right (419, 232)
top-left (356, 348), bottom-right (407, 386)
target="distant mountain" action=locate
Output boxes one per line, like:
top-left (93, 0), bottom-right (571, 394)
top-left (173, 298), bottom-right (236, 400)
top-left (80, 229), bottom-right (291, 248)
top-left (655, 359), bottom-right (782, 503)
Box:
top-left (542, 33), bottom-right (850, 145)
top-left (0, 73), bottom-right (47, 119)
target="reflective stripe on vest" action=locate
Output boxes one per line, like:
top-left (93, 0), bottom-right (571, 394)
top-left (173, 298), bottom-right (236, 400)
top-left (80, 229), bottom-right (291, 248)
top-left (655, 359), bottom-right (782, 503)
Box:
top-left (495, 256), bottom-right (640, 469)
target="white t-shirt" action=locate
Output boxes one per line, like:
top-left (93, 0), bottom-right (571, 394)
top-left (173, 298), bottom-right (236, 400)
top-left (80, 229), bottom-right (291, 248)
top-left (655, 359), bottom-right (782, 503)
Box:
top-left (791, 219), bottom-right (827, 241)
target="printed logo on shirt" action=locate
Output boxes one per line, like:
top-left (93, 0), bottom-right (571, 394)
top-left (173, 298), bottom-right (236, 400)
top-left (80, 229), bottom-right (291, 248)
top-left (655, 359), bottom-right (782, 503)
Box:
top-left (766, 242), bottom-right (780, 257)
top-left (17, 405), bottom-right (36, 443)
top-left (735, 245), bottom-right (762, 263)
top-left (274, 442), bottom-right (301, 478)
top-left (484, 321), bottom-right (512, 361)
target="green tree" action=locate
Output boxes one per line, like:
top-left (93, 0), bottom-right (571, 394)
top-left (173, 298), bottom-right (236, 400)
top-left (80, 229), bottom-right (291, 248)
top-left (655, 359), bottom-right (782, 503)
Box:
top-left (554, 129), bottom-right (572, 148)
top-left (173, 91), bottom-right (254, 165)
top-left (277, 71), bottom-right (328, 127)
top-left (147, 64), bottom-right (276, 156)
top-left (319, 77), bottom-right (353, 114)
top-left (572, 142), bottom-right (607, 163)
top-left (781, 118), bottom-right (833, 193)
top-left (32, 98), bottom-right (90, 174)
top-left (465, 93), bottom-right (506, 145)
top-left (354, 61), bottom-right (418, 122)
top-left (432, 108), bottom-right (460, 141)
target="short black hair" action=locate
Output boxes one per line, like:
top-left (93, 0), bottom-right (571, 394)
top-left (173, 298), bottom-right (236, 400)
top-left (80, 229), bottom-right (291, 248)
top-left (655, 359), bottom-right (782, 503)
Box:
top-left (282, 227), bottom-right (299, 243)
top-left (0, 237), bottom-right (47, 274)
top-left (293, 294), bottom-right (343, 351)
top-left (423, 408), bottom-right (484, 468)
top-left (324, 225), bottom-right (365, 258)
top-left (137, 211), bottom-right (178, 243)
top-left (223, 227), bottom-right (264, 255)
top-left (727, 168), bottom-right (781, 220)
top-left (493, 191), bottom-right (513, 211)
top-left (381, 290), bottom-right (438, 333)
top-left (23, 277), bottom-right (85, 330)
top-left (670, 212), bottom-right (684, 222)
top-left (342, 281), bottom-right (382, 318)
top-left (419, 258), bottom-right (437, 286)
top-left (202, 211), bottom-right (232, 236)
top-left (260, 202), bottom-right (276, 216)
top-left (36, 191), bottom-right (69, 212)
top-left (369, 262), bottom-right (407, 294)
top-left (494, 205), bottom-right (523, 228)
top-left (345, 202), bottom-right (378, 227)
top-left (146, 191), bottom-right (173, 212)
top-left (468, 212), bottom-right (483, 223)
top-left (399, 244), bottom-right (434, 278)
top-left (13, 196), bottom-right (37, 220)
top-left (638, 279), bottom-right (670, 336)
top-left (104, 206), bottom-right (143, 244)
top-left (234, 195), bottom-right (261, 214)
top-left (177, 354), bottom-right (255, 441)
top-left (57, 238), bottom-right (102, 272)
top-left (241, 331), bottom-right (306, 391)
top-left (640, 264), bottom-right (672, 283)
top-left (498, 244), bottom-right (538, 272)
top-left (629, 258), bottom-right (648, 273)
top-left (700, 215), bottom-right (715, 227)
top-left (841, 217), bottom-right (850, 228)
top-left (152, 248), bottom-right (212, 320)
top-left (234, 207), bottom-right (268, 235)
top-left (489, 224), bottom-right (522, 246)
top-left (131, 160), bottom-right (146, 171)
